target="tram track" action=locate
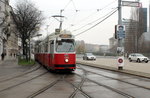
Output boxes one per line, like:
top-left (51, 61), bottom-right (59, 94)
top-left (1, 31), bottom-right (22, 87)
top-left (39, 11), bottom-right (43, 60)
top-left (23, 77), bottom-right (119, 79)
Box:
top-left (27, 72), bottom-right (92, 98)
top-left (1, 63), bottom-right (149, 98)
top-left (0, 71), bottom-right (48, 93)
top-left (27, 75), bottom-right (64, 98)
top-left (0, 64), bottom-right (41, 83)
top-left (76, 65), bottom-right (135, 98)
top-left (67, 80), bottom-right (92, 98)
top-left (78, 64), bottom-right (150, 90)
top-left (65, 72), bottom-right (92, 98)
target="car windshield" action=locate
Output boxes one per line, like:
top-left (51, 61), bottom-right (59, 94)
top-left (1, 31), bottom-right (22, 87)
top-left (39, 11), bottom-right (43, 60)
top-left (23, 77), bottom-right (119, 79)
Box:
top-left (56, 39), bottom-right (75, 52)
top-left (136, 54), bottom-right (144, 57)
top-left (86, 53), bottom-right (94, 56)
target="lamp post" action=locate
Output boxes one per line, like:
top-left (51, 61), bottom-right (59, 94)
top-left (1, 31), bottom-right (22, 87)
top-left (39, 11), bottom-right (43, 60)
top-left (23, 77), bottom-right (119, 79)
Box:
top-left (29, 33), bottom-right (42, 61)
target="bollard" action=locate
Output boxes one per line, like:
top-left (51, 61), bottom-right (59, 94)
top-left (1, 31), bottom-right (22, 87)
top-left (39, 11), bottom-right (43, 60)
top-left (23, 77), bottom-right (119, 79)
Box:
top-left (117, 56), bottom-right (124, 70)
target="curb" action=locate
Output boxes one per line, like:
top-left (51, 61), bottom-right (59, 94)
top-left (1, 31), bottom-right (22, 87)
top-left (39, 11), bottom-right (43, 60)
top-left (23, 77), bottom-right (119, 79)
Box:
top-left (77, 61), bottom-right (150, 79)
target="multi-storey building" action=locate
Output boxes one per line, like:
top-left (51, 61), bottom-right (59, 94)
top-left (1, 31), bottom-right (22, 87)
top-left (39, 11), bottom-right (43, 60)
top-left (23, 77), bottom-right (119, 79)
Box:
top-left (128, 7), bottom-right (147, 53)
top-left (109, 7), bottom-right (147, 55)
top-left (85, 43), bottom-right (100, 53)
top-left (0, 0), bottom-right (18, 57)
top-left (99, 45), bottom-right (109, 53)
top-left (0, 0), bottom-right (8, 56)
top-left (123, 19), bottom-right (138, 54)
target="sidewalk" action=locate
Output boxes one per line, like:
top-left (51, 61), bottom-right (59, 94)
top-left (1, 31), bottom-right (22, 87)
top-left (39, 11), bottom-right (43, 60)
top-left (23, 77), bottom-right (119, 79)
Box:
top-left (76, 58), bottom-right (150, 78)
top-left (0, 56), bottom-right (33, 79)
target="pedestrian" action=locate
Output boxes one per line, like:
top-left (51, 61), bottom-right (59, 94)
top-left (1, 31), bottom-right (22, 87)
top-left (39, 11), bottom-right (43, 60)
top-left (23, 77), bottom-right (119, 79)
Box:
top-left (14, 53), bottom-right (16, 57)
top-left (1, 52), bottom-right (5, 60)
top-left (10, 53), bottom-right (12, 57)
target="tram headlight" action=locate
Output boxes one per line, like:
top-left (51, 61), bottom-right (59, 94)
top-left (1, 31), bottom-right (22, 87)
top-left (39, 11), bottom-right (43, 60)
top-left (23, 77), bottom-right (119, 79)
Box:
top-left (65, 59), bottom-right (69, 63)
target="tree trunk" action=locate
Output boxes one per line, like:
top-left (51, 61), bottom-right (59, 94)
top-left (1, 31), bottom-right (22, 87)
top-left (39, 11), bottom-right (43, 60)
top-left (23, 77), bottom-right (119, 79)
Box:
top-left (25, 43), bottom-right (28, 60)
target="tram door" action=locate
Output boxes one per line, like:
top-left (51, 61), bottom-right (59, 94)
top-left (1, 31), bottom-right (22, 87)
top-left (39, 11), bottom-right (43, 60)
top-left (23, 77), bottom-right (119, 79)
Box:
top-left (50, 40), bottom-right (54, 68)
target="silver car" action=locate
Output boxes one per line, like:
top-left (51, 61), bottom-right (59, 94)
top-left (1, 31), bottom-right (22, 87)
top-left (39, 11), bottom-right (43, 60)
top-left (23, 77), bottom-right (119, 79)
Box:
top-left (128, 53), bottom-right (149, 63)
top-left (83, 53), bottom-right (96, 60)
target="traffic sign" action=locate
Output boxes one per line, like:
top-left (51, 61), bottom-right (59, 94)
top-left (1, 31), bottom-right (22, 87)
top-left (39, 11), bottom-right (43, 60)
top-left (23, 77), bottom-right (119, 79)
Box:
top-left (118, 58), bottom-right (123, 63)
top-left (117, 56), bottom-right (124, 69)
top-left (117, 47), bottom-right (124, 55)
top-left (115, 25), bottom-right (125, 39)
top-left (122, 1), bottom-right (140, 7)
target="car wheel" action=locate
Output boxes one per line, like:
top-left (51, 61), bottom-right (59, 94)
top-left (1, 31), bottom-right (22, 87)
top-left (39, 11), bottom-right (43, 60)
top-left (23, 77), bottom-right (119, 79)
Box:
top-left (145, 61), bottom-right (148, 63)
top-left (129, 58), bottom-right (132, 62)
top-left (137, 59), bottom-right (141, 63)
top-left (86, 57), bottom-right (88, 60)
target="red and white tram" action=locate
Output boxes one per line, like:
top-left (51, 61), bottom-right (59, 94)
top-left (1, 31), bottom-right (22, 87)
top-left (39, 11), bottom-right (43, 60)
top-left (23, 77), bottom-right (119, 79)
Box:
top-left (34, 30), bottom-right (76, 71)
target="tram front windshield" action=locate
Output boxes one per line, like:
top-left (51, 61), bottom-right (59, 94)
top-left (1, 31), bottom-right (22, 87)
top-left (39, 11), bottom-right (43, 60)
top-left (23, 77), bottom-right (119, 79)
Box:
top-left (56, 39), bottom-right (75, 52)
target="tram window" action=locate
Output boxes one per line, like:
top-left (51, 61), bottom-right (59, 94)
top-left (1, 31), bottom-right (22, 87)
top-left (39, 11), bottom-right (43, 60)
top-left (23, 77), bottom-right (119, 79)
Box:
top-left (56, 39), bottom-right (75, 52)
top-left (39, 46), bottom-right (41, 52)
top-left (41, 45), bottom-right (43, 53)
top-left (45, 42), bottom-right (48, 52)
top-left (41, 44), bottom-right (44, 53)
top-left (57, 41), bottom-right (62, 45)
top-left (37, 47), bottom-right (39, 53)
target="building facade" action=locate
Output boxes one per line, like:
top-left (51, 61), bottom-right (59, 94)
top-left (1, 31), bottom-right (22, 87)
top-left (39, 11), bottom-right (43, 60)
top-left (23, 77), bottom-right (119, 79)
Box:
top-left (0, 0), bottom-right (8, 56)
top-left (123, 19), bottom-right (138, 54)
top-left (119, 7), bottom-right (148, 54)
top-left (0, 0), bottom-right (18, 57)
top-left (109, 36), bottom-right (117, 53)
top-left (109, 7), bottom-right (147, 55)
top-left (128, 7), bottom-right (148, 53)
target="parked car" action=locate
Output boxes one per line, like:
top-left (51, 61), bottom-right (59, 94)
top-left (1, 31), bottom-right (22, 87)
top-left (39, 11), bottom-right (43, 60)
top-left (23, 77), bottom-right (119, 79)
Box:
top-left (83, 53), bottom-right (96, 60)
top-left (128, 53), bottom-right (149, 63)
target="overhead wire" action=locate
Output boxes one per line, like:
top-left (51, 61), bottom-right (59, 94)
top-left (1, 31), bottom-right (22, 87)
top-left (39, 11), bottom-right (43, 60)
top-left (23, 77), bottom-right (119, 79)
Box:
top-left (71, 0), bottom-right (78, 12)
top-left (48, 0), bottom-right (117, 32)
top-left (58, 0), bottom-right (79, 30)
top-left (60, 0), bottom-right (79, 30)
top-left (73, 7), bottom-right (118, 32)
top-left (62, 0), bottom-right (78, 12)
top-left (63, 0), bottom-right (72, 10)
top-left (100, 0), bottom-right (117, 11)
top-left (46, 0), bottom-right (117, 34)
top-left (75, 8), bottom-right (118, 36)
top-left (73, 0), bottom-right (117, 26)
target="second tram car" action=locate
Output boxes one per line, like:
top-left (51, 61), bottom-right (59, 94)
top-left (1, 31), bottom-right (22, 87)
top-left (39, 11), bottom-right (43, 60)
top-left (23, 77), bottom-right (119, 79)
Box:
top-left (34, 30), bottom-right (76, 71)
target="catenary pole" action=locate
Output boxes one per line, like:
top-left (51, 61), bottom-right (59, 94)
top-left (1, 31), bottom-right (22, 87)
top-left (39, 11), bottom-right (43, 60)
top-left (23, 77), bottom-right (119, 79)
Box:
top-left (118, 0), bottom-right (123, 48)
top-left (117, 0), bottom-right (124, 70)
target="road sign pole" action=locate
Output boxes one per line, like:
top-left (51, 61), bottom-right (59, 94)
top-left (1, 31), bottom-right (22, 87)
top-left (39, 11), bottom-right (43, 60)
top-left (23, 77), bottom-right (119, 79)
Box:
top-left (118, 0), bottom-right (123, 48)
top-left (118, 0), bottom-right (122, 26)
top-left (118, 56), bottom-right (124, 70)
top-left (116, 0), bottom-right (140, 70)
top-left (117, 0), bottom-right (124, 70)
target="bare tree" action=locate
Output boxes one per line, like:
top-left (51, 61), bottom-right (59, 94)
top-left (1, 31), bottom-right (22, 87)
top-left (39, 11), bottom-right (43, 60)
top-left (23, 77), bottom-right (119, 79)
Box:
top-left (76, 40), bottom-right (85, 54)
top-left (11, 0), bottom-right (44, 60)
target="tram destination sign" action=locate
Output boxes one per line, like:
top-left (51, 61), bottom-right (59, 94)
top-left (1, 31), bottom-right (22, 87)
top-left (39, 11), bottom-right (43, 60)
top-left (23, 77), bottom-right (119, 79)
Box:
top-left (59, 34), bottom-right (72, 38)
top-left (122, 1), bottom-right (140, 7)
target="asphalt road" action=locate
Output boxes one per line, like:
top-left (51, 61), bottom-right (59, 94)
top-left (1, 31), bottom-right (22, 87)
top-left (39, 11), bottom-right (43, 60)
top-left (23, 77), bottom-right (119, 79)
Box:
top-left (76, 57), bottom-right (150, 75)
top-left (0, 58), bottom-right (150, 98)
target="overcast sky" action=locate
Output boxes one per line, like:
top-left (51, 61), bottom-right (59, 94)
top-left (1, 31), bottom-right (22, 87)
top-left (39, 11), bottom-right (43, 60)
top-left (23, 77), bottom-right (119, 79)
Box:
top-left (10, 0), bottom-right (149, 45)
